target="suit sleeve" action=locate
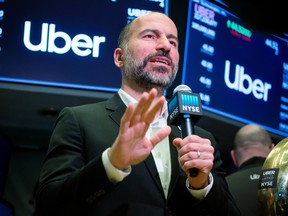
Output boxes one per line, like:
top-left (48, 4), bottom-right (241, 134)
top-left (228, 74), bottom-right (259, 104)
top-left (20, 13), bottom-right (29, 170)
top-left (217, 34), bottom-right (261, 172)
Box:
top-left (34, 107), bottom-right (117, 216)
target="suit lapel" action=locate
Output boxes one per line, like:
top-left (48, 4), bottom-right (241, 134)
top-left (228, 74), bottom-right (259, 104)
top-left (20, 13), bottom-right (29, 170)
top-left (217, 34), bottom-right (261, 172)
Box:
top-left (168, 125), bottom-right (182, 198)
top-left (105, 93), bottom-right (126, 126)
top-left (144, 154), bottom-right (165, 197)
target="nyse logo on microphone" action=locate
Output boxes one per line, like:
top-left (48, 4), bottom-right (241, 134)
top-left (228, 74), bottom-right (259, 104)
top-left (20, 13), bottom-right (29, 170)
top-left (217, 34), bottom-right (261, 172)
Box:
top-left (180, 94), bottom-right (201, 113)
top-left (168, 92), bottom-right (203, 126)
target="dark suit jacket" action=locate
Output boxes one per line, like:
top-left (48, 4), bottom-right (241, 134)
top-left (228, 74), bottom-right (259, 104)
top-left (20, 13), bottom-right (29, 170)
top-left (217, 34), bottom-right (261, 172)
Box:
top-left (34, 93), bottom-right (240, 216)
top-left (226, 157), bottom-right (266, 216)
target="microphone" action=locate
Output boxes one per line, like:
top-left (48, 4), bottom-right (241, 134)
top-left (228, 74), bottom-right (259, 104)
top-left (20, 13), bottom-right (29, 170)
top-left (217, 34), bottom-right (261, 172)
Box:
top-left (168, 84), bottom-right (203, 177)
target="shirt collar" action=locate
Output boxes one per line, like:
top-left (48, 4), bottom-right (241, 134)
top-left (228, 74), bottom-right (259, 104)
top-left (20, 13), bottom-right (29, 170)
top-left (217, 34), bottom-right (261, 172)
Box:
top-left (118, 88), bottom-right (168, 121)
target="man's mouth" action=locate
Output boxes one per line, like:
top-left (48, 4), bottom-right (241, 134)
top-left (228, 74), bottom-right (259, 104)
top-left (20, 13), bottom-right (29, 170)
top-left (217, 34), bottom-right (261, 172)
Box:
top-left (149, 56), bottom-right (171, 66)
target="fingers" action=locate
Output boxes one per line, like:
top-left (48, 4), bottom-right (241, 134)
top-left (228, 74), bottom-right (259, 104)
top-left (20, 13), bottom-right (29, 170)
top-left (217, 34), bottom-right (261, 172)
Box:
top-left (143, 96), bottom-right (166, 123)
top-left (128, 88), bottom-right (164, 127)
top-left (113, 88), bottom-right (170, 168)
top-left (173, 135), bottom-right (214, 174)
top-left (173, 136), bottom-right (213, 155)
top-left (120, 103), bottom-right (136, 133)
top-left (180, 148), bottom-right (213, 163)
top-left (119, 88), bottom-right (166, 139)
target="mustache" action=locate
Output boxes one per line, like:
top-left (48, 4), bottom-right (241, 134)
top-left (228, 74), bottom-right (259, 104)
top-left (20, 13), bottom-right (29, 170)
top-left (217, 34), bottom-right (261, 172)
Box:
top-left (143, 51), bottom-right (173, 67)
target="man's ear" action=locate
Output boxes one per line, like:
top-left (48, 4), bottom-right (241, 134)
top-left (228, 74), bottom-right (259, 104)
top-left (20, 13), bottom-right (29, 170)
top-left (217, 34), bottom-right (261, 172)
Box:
top-left (269, 143), bottom-right (275, 151)
top-left (114, 48), bottom-right (124, 68)
top-left (230, 149), bottom-right (238, 167)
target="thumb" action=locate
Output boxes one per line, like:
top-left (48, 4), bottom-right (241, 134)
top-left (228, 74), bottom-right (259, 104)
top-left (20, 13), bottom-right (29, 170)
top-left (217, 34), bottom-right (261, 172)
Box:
top-left (150, 126), bottom-right (171, 147)
top-left (172, 137), bottom-right (182, 148)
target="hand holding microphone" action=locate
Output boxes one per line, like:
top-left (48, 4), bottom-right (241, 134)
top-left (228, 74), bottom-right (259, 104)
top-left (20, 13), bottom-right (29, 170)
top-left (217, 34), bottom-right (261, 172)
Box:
top-left (168, 84), bottom-right (203, 177)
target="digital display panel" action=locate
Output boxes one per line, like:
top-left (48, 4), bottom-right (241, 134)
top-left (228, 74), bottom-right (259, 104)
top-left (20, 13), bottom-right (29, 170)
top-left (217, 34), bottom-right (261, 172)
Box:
top-left (182, 0), bottom-right (288, 137)
top-left (0, 0), bottom-right (168, 92)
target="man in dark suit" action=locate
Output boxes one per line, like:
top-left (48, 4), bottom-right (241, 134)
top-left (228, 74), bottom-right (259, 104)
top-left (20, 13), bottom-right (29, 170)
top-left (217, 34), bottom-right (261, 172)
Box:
top-left (33, 12), bottom-right (240, 216)
top-left (226, 124), bottom-right (275, 216)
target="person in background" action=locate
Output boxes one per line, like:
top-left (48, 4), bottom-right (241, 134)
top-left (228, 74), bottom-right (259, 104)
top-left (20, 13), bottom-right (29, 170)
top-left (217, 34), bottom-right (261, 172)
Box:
top-left (226, 123), bottom-right (275, 216)
top-left (33, 12), bottom-right (240, 216)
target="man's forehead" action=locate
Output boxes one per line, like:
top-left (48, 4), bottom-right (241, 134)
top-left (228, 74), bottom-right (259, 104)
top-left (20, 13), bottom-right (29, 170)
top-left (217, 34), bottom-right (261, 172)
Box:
top-left (130, 13), bottom-right (177, 36)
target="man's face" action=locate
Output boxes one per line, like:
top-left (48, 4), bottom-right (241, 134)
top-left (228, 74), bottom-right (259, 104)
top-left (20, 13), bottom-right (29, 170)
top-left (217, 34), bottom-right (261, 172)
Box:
top-left (121, 13), bottom-right (179, 91)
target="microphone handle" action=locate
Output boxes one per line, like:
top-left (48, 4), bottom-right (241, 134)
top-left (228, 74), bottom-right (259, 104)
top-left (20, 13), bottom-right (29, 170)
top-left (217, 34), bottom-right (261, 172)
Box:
top-left (181, 117), bottom-right (199, 177)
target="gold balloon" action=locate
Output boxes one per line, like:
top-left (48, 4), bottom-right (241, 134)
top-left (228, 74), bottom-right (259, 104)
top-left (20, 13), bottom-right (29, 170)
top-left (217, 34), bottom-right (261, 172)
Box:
top-left (258, 138), bottom-right (288, 216)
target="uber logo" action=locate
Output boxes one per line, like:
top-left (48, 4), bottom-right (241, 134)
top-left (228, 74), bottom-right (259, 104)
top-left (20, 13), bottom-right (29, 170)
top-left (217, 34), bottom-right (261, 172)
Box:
top-left (224, 60), bottom-right (272, 102)
top-left (23, 21), bottom-right (106, 57)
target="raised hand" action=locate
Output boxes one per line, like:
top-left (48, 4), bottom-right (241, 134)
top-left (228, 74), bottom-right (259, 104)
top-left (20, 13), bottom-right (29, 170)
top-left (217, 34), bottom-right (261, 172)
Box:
top-left (109, 88), bottom-right (172, 170)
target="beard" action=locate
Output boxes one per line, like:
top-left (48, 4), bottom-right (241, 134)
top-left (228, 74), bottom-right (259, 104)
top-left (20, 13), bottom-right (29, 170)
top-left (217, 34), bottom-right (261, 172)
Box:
top-left (121, 49), bottom-right (178, 94)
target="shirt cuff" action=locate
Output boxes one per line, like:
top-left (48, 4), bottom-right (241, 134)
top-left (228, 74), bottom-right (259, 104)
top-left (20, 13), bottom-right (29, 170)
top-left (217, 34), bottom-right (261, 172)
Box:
top-left (186, 173), bottom-right (214, 200)
top-left (102, 148), bottom-right (131, 183)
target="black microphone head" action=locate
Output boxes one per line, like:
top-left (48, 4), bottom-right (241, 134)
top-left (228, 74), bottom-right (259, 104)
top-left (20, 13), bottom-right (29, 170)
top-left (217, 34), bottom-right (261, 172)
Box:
top-left (168, 84), bottom-right (203, 126)
top-left (172, 84), bottom-right (192, 95)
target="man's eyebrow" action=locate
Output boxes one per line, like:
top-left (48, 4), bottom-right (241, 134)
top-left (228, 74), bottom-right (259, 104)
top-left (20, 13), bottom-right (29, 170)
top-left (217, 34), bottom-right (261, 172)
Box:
top-left (139, 29), bottom-right (178, 42)
top-left (167, 34), bottom-right (178, 42)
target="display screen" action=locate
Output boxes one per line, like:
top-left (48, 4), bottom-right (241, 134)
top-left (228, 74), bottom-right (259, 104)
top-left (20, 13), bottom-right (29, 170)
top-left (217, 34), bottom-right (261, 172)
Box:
top-left (0, 0), bottom-right (168, 92)
top-left (182, 0), bottom-right (288, 137)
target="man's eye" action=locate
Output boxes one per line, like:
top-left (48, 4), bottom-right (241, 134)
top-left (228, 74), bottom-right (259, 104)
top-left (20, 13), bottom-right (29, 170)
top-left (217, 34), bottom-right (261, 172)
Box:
top-left (144, 34), bottom-right (154, 39)
top-left (170, 41), bottom-right (177, 47)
